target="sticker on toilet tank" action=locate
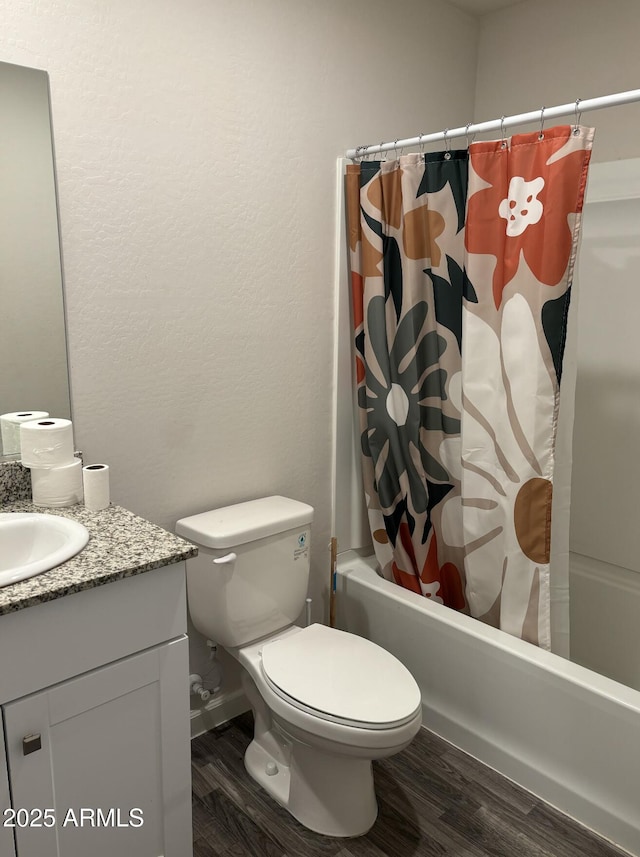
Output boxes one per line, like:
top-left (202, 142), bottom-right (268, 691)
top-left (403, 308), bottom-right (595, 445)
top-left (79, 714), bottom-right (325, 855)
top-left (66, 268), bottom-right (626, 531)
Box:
top-left (294, 531), bottom-right (309, 560)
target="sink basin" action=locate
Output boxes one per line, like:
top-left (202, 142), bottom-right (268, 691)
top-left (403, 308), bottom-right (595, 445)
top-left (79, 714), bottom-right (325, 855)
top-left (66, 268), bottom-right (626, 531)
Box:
top-left (0, 513), bottom-right (90, 588)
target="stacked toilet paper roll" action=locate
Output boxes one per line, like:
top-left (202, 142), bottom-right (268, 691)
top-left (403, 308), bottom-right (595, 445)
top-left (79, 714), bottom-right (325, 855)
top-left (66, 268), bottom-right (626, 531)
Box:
top-left (20, 418), bottom-right (83, 507)
top-left (30, 459), bottom-right (84, 507)
top-left (0, 411), bottom-right (49, 455)
top-left (82, 464), bottom-right (110, 511)
top-left (20, 418), bottom-right (75, 469)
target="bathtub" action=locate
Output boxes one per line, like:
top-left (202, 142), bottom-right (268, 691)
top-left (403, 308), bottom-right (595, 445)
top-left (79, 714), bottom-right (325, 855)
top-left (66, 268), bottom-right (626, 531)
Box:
top-left (331, 157), bottom-right (640, 856)
top-left (335, 550), bottom-right (640, 855)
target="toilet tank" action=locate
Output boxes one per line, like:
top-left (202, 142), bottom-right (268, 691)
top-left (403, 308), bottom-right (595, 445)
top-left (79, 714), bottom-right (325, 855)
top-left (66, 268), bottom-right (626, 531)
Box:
top-left (176, 496), bottom-right (314, 648)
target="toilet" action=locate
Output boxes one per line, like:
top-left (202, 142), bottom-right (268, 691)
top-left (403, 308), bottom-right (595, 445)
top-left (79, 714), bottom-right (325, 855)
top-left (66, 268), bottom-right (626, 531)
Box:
top-left (176, 496), bottom-right (422, 837)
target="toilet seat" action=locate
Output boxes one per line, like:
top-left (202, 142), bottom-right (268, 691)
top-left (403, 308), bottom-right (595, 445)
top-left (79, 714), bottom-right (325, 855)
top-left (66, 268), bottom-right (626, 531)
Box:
top-left (260, 624), bottom-right (421, 730)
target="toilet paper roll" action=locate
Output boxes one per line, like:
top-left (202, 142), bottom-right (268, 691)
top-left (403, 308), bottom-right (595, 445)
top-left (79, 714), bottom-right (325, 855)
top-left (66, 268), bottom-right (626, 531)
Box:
top-left (31, 458), bottom-right (84, 507)
top-left (83, 464), bottom-right (110, 511)
top-left (0, 411), bottom-right (49, 455)
top-left (20, 418), bottom-right (75, 468)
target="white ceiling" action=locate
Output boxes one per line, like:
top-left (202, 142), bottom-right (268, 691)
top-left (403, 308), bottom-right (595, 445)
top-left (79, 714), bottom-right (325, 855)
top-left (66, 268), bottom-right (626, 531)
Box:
top-left (445, 0), bottom-right (525, 15)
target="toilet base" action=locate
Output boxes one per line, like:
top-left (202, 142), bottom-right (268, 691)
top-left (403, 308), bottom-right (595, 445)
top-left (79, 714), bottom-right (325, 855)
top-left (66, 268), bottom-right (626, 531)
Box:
top-left (233, 633), bottom-right (422, 838)
top-left (244, 733), bottom-right (378, 837)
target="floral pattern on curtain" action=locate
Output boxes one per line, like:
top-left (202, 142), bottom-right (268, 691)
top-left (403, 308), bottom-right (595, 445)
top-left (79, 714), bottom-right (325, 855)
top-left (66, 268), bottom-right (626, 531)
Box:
top-left (346, 125), bottom-right (594, 648)
top-left (345, 152), bottom-right (469, 608)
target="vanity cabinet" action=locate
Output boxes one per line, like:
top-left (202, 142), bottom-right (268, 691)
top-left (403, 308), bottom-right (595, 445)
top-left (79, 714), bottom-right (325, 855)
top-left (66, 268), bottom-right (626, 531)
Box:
top-left (0, 562), bottom-right (193, 857)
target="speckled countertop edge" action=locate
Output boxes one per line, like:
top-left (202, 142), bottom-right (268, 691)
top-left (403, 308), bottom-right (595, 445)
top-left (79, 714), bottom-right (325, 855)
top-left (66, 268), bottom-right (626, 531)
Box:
top-left (0, 458), bottom-right (32, 503)
top-left (0, 502), bottom-right (198, 615)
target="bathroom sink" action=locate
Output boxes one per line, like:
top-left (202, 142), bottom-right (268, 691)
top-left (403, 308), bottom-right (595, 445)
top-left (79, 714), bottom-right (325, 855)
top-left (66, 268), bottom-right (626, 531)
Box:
top-left (0, 513), bottom-right (89, 588)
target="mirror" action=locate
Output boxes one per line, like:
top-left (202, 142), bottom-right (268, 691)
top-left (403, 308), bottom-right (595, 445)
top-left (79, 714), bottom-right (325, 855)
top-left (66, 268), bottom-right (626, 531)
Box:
top-left (0, 61), bottom-right (71, 458)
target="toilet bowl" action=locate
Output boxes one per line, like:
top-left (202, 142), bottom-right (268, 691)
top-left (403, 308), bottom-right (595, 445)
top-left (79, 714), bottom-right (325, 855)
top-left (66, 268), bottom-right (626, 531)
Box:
top-left (231, 623), bottom-right (422, 836)
top-left (176, 496), bottom-right (422, 837)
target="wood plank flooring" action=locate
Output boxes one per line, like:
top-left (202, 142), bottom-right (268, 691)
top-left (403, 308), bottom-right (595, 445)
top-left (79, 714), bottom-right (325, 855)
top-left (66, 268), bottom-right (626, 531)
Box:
top-left (191, 712), bottom-right (629, 857)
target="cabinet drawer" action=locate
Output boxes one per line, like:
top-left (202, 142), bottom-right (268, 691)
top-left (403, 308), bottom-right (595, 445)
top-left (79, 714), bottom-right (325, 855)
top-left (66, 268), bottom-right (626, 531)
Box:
top-left (0, 563), bottom-right (186, 703)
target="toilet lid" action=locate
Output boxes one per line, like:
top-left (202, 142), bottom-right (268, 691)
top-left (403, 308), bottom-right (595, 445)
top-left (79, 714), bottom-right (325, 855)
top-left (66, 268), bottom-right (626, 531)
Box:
top-left (260, 624), bottom-right (421, 729)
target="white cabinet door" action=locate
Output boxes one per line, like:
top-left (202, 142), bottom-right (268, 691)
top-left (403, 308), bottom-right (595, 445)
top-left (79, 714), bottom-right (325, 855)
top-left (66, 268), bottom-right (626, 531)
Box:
top-left (4, 636), bottom-right (192, 857)
top-left (0, 725), bottom-right (17, 857)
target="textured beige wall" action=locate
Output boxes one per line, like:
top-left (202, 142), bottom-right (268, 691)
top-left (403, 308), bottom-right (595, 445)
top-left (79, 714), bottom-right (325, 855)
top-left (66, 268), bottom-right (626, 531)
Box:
top-left (0, 0), bottom-right (479, 624)
top-left (474, 0), bottom-right (640, 162)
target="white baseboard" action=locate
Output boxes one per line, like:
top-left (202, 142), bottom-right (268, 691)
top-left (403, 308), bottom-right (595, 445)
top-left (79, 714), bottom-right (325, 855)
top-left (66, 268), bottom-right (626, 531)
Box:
top-left (190, 688), bottom-right (250, 739)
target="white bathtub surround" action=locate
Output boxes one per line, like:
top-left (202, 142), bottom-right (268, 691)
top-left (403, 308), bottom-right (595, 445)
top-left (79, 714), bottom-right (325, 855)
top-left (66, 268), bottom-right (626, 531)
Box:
top-left (567, 158), bottom-right (640, 691)
top-left (570, 552), bottom-right (640, 691)
top-left (336, 552), bottom-right (640, 855)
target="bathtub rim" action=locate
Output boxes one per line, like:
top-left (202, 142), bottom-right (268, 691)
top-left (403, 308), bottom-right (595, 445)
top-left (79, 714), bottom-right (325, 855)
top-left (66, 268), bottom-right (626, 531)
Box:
top-left (337, 549), bottom-right (640, 716)
top-left (336, 549), bottom-right (640, 856)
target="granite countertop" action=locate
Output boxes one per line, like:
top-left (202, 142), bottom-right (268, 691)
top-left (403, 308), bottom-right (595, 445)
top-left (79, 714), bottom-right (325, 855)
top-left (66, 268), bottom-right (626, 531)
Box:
top-left (0, 502), bottom-right (198, 616)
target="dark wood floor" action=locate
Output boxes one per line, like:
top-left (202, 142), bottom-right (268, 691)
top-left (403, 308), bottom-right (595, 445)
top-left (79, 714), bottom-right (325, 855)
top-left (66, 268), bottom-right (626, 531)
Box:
top-left (191, 712), bottom-right (628, 857)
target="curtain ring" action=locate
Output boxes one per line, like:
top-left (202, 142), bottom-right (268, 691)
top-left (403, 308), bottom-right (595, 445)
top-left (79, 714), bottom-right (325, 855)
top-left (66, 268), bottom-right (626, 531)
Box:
top-left (378, 141), bottom-right (384, 161)
top-left (394, 139), bottom-right (400, 159)
top-left (573, 98), bottom-right (582, 136)
top-left (465, 121), bottom-right (475, 148)
top-left (500, 116), bottom-right (507, 149)
top-left (443, 128), bottom-right (452, 160)
top-left (419, 132), bottom-right (425, 154)
top-left (538, 106), bottom-right (546, 140)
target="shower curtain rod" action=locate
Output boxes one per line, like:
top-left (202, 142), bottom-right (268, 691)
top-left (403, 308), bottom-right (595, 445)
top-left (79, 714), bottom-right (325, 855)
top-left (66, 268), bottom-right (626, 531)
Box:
top-left (346, 88), bottom-right (640, 160)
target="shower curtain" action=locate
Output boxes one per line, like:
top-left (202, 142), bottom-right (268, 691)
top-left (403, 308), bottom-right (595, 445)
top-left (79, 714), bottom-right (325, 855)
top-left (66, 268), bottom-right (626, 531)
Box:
top-left (346, 125), bottom-right (594, 649)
